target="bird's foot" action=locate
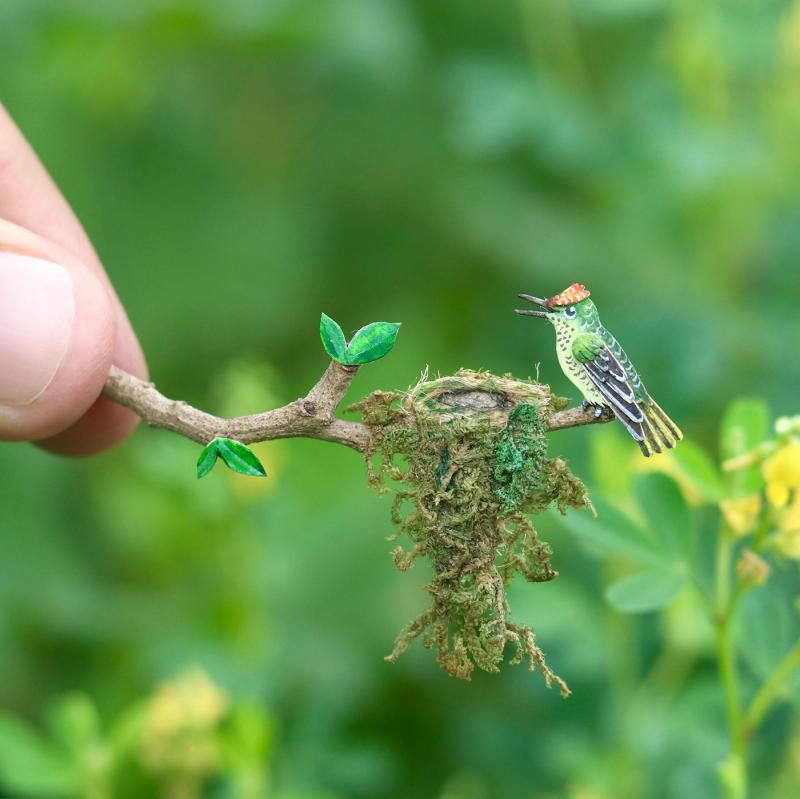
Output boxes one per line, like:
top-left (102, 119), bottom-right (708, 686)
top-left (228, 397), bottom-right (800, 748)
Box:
top-left (581, 401), bottom-right (612, 420)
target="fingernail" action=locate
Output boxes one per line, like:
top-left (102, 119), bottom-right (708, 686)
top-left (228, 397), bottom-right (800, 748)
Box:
top-left (0, 252), bottom-right (75, 405)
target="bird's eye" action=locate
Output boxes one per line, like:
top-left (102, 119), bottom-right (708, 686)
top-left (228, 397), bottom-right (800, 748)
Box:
top-left (565, 306), bottom-right (577, 318)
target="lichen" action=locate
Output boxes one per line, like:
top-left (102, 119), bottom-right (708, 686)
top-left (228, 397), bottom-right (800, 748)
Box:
top-left (349, 370), bottom-right (592, 693)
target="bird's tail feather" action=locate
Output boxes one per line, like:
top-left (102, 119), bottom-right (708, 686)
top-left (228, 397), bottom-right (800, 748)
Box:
top-left (637, 401), bottom-right (683, 458)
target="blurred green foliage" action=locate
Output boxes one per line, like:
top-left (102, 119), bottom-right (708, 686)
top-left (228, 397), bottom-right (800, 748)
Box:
top-left (2, 0), bottom-right (800, 797)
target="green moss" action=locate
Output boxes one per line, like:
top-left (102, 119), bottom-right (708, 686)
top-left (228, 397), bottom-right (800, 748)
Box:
top-left (350, 370), bottom-right (592, 692)
top-left (494, 403), bottom-right (547, 514)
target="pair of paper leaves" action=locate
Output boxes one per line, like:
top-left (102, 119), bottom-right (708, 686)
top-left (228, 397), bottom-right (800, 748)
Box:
top-left (197, 438), bottom-right (266, 479)
top-left (197, 314), bottom-right (400, 478)
top-left (319, 314), bottom-right (400, 366)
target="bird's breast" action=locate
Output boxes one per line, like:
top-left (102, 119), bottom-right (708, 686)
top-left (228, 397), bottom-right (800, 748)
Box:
top-left (554, 334), bottom-right (603, 402)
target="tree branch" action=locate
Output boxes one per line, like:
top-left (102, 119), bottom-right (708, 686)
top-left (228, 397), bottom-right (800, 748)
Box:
top-left (104, 362), bottom-right (370, 451)
top-left (103, 363), bottom-right (612, 453)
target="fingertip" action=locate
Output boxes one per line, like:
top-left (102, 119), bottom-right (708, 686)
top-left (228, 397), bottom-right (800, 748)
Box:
top-left (36, 394), bottom-right (140, 456)
top-left (38, 302), bottom-right (149, 456)
top-left (0, 225), bottom-right (116, 443)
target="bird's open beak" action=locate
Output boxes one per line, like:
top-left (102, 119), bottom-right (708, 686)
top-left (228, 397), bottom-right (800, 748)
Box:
top-left (515, 293), bottom-right (550, 318)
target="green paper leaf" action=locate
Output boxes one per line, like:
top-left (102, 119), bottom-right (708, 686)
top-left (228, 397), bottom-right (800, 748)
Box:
top-left (342, 321), bottom-right (400, 365)
top-left (605, 570), bottom-right (686, 613)
top-left (196, 438), bottom-right (267, 479)
top-left (320, 313), bottom-right (347, 362)
top-left (216, 438), bottom-right (267, 477)
top-left (196, 440), bottom-right (220, 478)
top-left (669, 439), bottom-right (724, 503)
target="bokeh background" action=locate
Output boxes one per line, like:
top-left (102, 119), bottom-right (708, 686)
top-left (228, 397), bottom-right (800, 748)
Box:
top-left (1, 1), bottom-right (800, 797)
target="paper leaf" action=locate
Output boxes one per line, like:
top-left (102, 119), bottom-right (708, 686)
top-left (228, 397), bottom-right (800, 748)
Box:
top-left (197, 438), bottom-right (267, 479)
top-left (320, 313), bottom-right (347, 363)
top-left (343, 322), bottom-right (400, 365)
top-left (196, 440), bottom-right (221, 479)
top-left (215, 438), bottom-right (267, 477)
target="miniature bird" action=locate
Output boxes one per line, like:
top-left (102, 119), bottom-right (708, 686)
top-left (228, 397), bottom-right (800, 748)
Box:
top-left (515, 283), bottom-right (682, 456)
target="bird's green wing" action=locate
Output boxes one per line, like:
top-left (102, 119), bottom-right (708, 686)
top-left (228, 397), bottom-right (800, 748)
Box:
top-left (572, 333), bottom-right (606, 363)
top-left (572, 334), bottom-right (657, 453)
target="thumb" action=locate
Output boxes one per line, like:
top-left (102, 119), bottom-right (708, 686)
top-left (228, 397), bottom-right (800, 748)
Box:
top-left (0, 223), bottom-right (116, 443)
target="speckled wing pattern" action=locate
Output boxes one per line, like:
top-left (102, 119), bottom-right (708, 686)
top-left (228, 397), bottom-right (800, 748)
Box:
top-left (573, 333), bottom-right (646, 443)
top-left (572, 333), bottom-right (678, 457)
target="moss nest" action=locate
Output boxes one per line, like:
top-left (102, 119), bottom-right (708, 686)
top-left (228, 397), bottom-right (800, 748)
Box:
top-left (350, 370), bottom-right (592, 693)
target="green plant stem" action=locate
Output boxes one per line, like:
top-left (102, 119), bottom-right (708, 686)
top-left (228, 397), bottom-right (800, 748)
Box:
top-left (743, 639), bottom-right (800, 738)
top-left (715, 529), bottom-right (732, 612)
top-left (714, 529), bottom-right (748, 797)
top-left (713, 521), bottom-right (800, 799)
top-left (716, 613), bottom-right (744, 751)
top-left (751, 515), bottom-right (771, 553)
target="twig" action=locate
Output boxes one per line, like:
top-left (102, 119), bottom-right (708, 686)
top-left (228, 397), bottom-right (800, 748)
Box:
top-left (103, 362), bottom-right (370, 451)
top-left (103, 363), bottom-right (612, 452)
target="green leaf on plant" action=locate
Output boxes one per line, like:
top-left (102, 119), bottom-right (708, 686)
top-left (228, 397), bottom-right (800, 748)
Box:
top-left (320, 313), bottom-right (347, 362)
top-left (605, 570), bottom-right (686, 613)
top-left (558, 496), bottom-right (666, 567)
top-left (343, 321), bottom-right (401, 365)
top-left (720, 397), bottom-right (770, 495)
top-left (196, 438), bottom-right (267, 479)
top-left (633, 472), bottom-right (692, 560)
top-left (0, 714), bottom-right (77, 796)
top-left (720, 397), bottom-right (770, 461)
top-left (45, 694), bottom-right (100, 756)
top-left (738, 566), bottom-right (800, 692)
top-left (670, 439), bottom-right (724, 503)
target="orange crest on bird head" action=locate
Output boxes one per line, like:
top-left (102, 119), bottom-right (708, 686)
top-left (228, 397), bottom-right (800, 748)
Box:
top-left (546, 283), bottom-right (590, 307)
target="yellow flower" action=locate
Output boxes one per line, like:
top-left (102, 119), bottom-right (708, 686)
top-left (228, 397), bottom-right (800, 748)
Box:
top-left (141, 668), bottom-right (229, 776)
top-left (775, 493), bottom-right (800, 559)
top-left (762, 442), bottom-right (800, 507)
top-left (782, 1), bottom-right (800, 67)
top-left (720, 495), bottom-right (762, 537)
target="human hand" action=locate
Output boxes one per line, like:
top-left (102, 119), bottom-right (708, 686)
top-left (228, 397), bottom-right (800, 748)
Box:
top-left (0, 104), bottom-right (147, 455)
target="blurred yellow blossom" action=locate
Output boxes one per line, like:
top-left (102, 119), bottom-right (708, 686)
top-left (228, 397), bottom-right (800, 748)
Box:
top-left (762, 442), bottom-right (800, 507)
top-left (720, 495), bottom-right (762, 537)
top-left (736, 549), bottom-right (770, 587)
top-left (215, 360), bottom-right (287, 501)
top-left (227, 440), bottom-right (286, 502)
top-left (774, 494), bottom-right (800, 559)
top-left (781, 0), bottom-right (800, 67)
top-left (141, 668), bottom-right (229, 777)
top-left (147, 668), bottom-right (228, 733)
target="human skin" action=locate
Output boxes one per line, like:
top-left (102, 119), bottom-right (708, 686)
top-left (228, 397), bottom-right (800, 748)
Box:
top-left (0, 104), bottom-right (147, 455)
